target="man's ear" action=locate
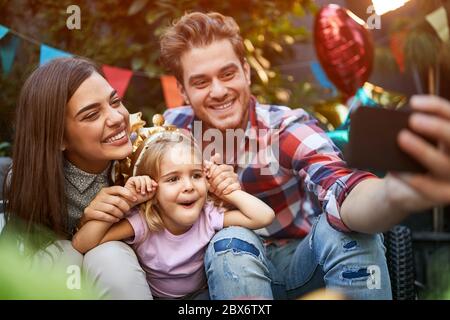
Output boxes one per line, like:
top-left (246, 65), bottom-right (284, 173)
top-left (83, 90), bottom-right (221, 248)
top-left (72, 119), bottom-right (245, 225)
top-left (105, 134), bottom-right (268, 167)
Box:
top-left (243, 59), bottom-right (251, 86)
top-left (177, 81), bottom-right (190, 105)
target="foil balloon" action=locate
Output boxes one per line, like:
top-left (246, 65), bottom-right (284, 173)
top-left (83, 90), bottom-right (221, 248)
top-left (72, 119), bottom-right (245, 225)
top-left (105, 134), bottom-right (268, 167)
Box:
top-left (326, 129), bottom-right (348, 153)
top-left (312, 99), bottom-right (349, 129)
top-left (359, 82), bottom-right (407, 110)
top-left (314, 4), bottom-right (374, 97)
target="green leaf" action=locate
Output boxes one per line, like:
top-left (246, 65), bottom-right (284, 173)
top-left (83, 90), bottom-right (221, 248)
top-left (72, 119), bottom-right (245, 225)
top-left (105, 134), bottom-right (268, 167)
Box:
top-left (0, 142), bottom-right (10, 157)
top-left (131, 57), bottom-right (145, 71)
top-left (145, 64), bottom-right (161, 78)
top-left (128, 0), bottom-right (149, 16)
top-left (404, 30), bottom-right (440, 72)
top-left (145, 10), bottom-right (167, 25)
top-left (293, 2), bottom-right (305, 16)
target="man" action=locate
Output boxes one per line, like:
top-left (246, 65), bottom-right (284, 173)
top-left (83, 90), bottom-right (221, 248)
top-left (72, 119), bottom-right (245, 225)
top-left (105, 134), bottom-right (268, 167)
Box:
top-left (161, 12), bottom-right (450, 299)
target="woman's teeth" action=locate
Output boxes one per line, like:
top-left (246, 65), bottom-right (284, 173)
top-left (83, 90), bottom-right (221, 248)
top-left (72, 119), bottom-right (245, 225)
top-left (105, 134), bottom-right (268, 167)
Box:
top-left (105, 130), bottom-right (126, 143)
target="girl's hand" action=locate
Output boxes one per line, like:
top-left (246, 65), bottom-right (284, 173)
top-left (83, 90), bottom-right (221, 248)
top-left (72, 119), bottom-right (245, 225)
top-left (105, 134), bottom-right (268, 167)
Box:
top-left (81, 186), bottom-right (138, 226)
top-left (204, 153), bottom-right (241, 199)
top-left (125, 176), bottom-right (158, 206)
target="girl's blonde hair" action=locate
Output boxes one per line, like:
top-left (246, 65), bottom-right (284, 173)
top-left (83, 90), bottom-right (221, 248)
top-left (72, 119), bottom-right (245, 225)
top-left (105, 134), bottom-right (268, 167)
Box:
top-left (134, 131), bottom-right (202, 232)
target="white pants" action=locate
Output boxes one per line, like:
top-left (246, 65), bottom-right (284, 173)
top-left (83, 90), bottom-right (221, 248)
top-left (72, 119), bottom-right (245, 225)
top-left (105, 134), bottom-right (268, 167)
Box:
top-left (35, 240), bottom-right (152, 300)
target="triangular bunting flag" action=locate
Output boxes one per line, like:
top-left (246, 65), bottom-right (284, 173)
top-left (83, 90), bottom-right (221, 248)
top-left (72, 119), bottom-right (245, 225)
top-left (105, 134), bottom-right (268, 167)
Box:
top-left (390, 31), bottom-right (407, 73)
top-left (160, 75), bottom-right (184, 108)
top-left (39, 44), bottom-right (72, 66)
top-left (0, 36), bottom-right (20, 74)
top-left (0, 25), bottom-right (9, 40)
top-left (102, 65), bottom-right (133, 98)
top-left (425, 6), bottom-right (449, 43)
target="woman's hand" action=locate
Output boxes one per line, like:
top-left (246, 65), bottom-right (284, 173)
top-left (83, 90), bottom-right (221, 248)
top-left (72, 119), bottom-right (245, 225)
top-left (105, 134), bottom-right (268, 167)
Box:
top-left (204, 153), bottom-right (241, 199)
top-left (80, 186), bottom-right (138, 226)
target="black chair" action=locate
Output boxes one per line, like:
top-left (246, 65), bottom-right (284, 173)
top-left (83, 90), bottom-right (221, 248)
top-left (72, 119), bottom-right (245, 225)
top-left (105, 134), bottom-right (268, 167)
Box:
top-left (384, 225), bottom-right (416, 300)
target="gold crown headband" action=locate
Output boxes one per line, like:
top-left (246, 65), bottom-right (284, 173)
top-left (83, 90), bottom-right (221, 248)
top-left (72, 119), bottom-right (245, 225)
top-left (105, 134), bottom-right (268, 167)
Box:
top-left (111, 113), bottom-right (181, 185)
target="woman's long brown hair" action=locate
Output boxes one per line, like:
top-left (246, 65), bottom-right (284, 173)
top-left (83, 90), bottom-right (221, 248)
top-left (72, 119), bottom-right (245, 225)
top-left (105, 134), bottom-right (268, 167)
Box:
top-left (2, 57), bottom-right (101, 252)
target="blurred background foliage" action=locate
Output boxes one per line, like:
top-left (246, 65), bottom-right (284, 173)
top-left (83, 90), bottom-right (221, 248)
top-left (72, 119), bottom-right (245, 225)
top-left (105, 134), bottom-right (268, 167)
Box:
top-left (0, 233), bottom-right (99, 299)
top-left (0, 0), bottom-right (323, 147)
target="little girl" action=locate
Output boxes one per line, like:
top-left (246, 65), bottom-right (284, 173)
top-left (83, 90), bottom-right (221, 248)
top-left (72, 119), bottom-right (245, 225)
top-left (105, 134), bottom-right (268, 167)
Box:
top-left (72, 130), bottom-right (274, 299)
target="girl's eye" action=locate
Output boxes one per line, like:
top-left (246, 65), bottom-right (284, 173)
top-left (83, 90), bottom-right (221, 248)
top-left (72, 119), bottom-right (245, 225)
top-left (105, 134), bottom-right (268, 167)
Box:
top-left (193, 173), bottom-right (203, 179)
top-left (167, 176), bottom-right (179, 183)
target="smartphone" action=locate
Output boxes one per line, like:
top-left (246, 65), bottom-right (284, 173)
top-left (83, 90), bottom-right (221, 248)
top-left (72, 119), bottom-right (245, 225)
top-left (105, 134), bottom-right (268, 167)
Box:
top-left (344, 107), bottom-right (434, 173)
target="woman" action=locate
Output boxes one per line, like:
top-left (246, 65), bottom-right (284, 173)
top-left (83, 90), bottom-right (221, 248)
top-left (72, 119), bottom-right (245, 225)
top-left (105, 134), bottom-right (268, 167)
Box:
top-left (3, 57), bottom-right (152, 299)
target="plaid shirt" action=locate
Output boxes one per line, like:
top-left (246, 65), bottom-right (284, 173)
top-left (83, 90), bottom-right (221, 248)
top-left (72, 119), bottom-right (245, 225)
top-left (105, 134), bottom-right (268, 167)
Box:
top-left (163, 98), bottom-right (375, 239)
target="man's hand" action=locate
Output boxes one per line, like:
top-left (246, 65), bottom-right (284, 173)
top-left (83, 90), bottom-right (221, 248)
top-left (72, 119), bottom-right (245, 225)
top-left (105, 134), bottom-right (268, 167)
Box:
top-left (396, 95), bottom-right (450, 205)
top-left (81, 186), bottom-right (138, 226)
top-left (125, 175), bottom-right (158, 206)
top-left (341, 95), bottom-right (450, 233)
top-left (204, 153), bottom-right (241, 198)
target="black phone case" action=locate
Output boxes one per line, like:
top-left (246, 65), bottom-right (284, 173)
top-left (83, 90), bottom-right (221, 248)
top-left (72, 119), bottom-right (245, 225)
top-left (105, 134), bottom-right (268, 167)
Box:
top-left (344, 107), bottom-right (429, 173)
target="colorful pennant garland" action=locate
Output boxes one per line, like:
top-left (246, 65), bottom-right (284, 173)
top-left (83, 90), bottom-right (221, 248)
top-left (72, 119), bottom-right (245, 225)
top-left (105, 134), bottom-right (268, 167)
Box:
top-left (0, 22), bottom-right (370, 108)
top-left (0, 23), bottom-right (185, 108)
top-left (0, 25), bottom-right (9, 40)
top-left (39, 44), bottom-right (72, 65)
top-left (0, 36), bottom-right (20, 75)
top-left (102, 65), bottom-right (134, 98)
top-left (160, 75), bottom-right (185, 108)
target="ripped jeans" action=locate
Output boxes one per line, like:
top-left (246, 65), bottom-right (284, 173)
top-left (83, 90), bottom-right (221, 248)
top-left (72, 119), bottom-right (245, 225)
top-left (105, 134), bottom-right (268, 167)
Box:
top-left (204, 213), bottom-right (392, 300)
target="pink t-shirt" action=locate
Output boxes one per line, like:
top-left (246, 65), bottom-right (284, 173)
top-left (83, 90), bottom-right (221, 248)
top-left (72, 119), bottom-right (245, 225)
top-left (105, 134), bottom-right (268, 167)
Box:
top-left (125, 201), bottom-right (224, 298)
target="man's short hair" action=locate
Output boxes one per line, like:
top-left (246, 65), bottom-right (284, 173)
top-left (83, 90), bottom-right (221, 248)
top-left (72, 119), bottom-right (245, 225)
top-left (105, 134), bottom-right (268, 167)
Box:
top-left (160, 12), bottom-right (246, 83)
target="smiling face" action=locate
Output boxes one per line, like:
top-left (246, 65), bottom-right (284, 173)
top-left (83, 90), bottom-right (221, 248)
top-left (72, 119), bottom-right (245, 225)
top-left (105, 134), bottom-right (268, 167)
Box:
top-left (155, 143), bottom-right (208, 235)
top-left (179, 39), bottom-right (252, 132)
top-left (63, 72), bottom-right (132, 173)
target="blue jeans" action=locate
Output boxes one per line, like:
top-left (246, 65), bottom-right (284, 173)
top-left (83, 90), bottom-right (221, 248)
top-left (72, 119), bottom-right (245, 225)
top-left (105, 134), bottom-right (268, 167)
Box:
top-left (204, 214), bottom-right (392, 300)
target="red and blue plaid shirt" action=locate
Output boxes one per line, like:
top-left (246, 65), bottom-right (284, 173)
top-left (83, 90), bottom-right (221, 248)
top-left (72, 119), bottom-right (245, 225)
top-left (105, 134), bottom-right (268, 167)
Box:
top-left (163, 98), bottom-right (375, 239)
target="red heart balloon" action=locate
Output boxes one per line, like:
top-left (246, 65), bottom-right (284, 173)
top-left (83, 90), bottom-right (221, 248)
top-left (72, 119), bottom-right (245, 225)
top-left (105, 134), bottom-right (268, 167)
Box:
top-left (314, 4), bottom-right (374, 96)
